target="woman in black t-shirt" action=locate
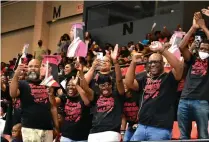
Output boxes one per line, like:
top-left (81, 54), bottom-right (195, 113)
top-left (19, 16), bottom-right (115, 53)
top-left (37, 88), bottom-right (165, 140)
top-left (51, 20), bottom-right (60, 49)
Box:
top-left (55, 76), bottom-right (92, 142)
top-left (79, 45), bottom-right (125, 142)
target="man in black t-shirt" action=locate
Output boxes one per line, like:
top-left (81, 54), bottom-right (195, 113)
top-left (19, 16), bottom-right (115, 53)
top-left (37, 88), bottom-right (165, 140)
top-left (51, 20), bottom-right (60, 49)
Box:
top-left (10, 59), bottom-right (59, 142)
top-left (178, 12), bottom-right (209, 139)
top-left (125, 41), bottom-right (183, 141)
top-left (82, 44), bottom-right (125, 142)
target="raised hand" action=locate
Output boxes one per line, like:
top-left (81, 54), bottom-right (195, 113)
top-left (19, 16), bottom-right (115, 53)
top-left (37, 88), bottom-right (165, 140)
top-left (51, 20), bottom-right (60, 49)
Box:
top-left (47, 87), bottom-right (54, 95)
top-left (193, 12), bottom-right (202, 29)
top-left (197, 18), bottom-right (206, 29)
top-left (111, 44), bottom-right (119, 62)
top-left (15, 64), bottom-right (28, 76)
top-left (92, 58), bottom-right (99, 69)
top-left (132, 53), bottom-right (143, 63)
top-left (201, 7), bottom-right (209, 17)
top-left (149, 41), bottom-right (165, 53)
top-left (75, 61), bottom-right (83, 71)
top-left (105, 50), bottom-right (111, 58)
top-left (71, 76), bottom-right (79, 86)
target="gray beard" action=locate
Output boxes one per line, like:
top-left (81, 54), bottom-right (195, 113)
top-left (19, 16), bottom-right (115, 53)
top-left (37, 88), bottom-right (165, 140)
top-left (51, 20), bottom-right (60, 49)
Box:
top-left (27, 71), bottom-right (40, 82)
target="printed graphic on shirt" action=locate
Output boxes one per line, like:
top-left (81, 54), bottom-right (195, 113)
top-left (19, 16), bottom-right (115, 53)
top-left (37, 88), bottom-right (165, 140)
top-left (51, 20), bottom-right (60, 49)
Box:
top-left (191, 59), bottom-right (208, 76)
top-left (177, 79), bottom-right (185, 92)
top-left (97, 95), bottom-right (114, 113)
top-left (123, 102), bottom-right (139, 122)
top-left (64, 100), bottom-right (82, 122)
top-left (13, 98), bottom-right (21, 109)
top-left (29, 84), bottom-right (48, 104)
top-left (144, 78), bottom-right (162, 100)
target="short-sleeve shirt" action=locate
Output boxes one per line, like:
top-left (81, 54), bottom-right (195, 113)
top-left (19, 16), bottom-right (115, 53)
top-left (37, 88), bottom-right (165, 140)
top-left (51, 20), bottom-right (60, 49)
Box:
top-left (136, 71), bottom-right (179, 129)
top-left (59, 95), bottom-right (92, 141)
top-left (18, 80), bottom-right (53, 130)
top-left (90, 91), bottom-right (124, 133)
top-left (181, 56), bottom-right (209, 100)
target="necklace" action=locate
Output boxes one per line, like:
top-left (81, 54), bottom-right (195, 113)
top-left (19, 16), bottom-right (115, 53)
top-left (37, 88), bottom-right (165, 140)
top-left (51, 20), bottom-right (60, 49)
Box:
top-left (148, 72), bottom-right (165, 82)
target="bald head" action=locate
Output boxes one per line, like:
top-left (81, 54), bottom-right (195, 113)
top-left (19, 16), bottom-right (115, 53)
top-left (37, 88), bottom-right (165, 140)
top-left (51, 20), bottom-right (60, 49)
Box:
top-left (28, 59), bottom-right (40, 66)
top-left (28, 59), bottom-right (40, 74)
top-left (148, 53), bottom-right (164, 77)
top-left (149, 53), bottom-right (163, 62)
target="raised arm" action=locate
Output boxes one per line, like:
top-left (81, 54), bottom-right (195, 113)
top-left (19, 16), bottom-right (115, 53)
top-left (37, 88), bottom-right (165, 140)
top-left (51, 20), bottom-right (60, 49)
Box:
top-left (149, 41), bottom-right (184, 81)
top-left (84, 59), bottom-right (99, 84)
top-left (197, 18), bottom-right (209, 39)
top-left (79, 70), bottom-right (94, 101)
top-left (10, 64), bottom-right (26, 98)
top-left (111, 44), bottom-right (125, 95)
top-left (125, 53), bottom-right (141, 91)
top-left (179, 13), bottom-right (200, 61)
top-left (162, 47), bottom-right (184, 81)
top-left (71, 76), bottom-right (91, 105)
top-left (74, 60), bottom-right (94, 102)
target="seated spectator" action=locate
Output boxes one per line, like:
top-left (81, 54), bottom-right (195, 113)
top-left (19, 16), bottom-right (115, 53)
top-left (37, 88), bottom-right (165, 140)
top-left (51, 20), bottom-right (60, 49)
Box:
top-left (119, 46), bottom-right (130, 58)
top-left (135, 43), bottom-right (144, 53)
top-left (10, 123), bottom-right (22, 142)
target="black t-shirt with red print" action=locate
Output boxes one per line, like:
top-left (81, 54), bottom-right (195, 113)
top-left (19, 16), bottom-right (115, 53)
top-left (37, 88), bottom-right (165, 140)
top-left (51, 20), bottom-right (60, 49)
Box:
top-left (181, 56), bottom-right (209, 100)
top-left (12, 97), bottom-right (22, 125)
top-left (136, 71), bottom-right (179, 129)
top-left (90, 91), bottom-right (124, 133)
top-left (59, 95), bottom-right (92, 141)
top-left (18, 80), bottom-right (53, 130)
top-left (123, 94), bottom-right (139, 125)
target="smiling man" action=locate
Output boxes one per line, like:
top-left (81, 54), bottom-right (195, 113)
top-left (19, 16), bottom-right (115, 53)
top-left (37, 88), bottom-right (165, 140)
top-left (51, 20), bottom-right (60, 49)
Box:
top-left (9, 59), bottom-right (59, 142)
top-left (125, 41), bottom-right (183, 141)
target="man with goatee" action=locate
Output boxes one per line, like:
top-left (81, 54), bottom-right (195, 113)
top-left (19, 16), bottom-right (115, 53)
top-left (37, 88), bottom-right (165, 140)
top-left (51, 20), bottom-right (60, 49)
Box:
top-left (10, 59), bottom-right (59, 142)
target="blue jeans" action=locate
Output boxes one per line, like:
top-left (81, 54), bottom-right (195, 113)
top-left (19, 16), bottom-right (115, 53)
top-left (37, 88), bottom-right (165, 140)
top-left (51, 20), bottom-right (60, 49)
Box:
top-left (177, 99), bottom-right (209, 139)
top-left (130, 124), bottom-right (171, 141)
top-left (60, 136), bottom-right (87, 142)
top-left (123, 125), bottom-right (136, 142)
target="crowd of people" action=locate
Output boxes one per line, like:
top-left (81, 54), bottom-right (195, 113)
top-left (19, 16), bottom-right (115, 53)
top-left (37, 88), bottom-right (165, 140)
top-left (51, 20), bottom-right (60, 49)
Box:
top-left (1, 7), bottom-right (209, 142)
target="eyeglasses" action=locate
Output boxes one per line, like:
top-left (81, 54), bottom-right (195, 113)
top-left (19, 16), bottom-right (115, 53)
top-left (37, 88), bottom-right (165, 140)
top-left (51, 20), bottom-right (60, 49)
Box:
top-left (99, 82), bottom-right (110, 88)
top-left (148, 60), bottom-right (162, 65)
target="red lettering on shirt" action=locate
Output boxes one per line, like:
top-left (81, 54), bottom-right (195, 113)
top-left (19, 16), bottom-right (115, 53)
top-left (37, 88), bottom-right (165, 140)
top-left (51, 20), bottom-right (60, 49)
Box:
top-left (144, 78), bottom-right (161, 100)
top-left (191, 59), bottom-right (208, 76)
top-left (177, 79), bottom-right (185, 92)
top-left (123, 102), bottom-right (139, 122)
top-left (64, 100), bottom-right (82, 122)
top-left (13, 98), bottom-right (21, 109)
top-left (29, 83), bottom-right (48, 104)
top-left (97, 95), bottom-right (114, 113)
